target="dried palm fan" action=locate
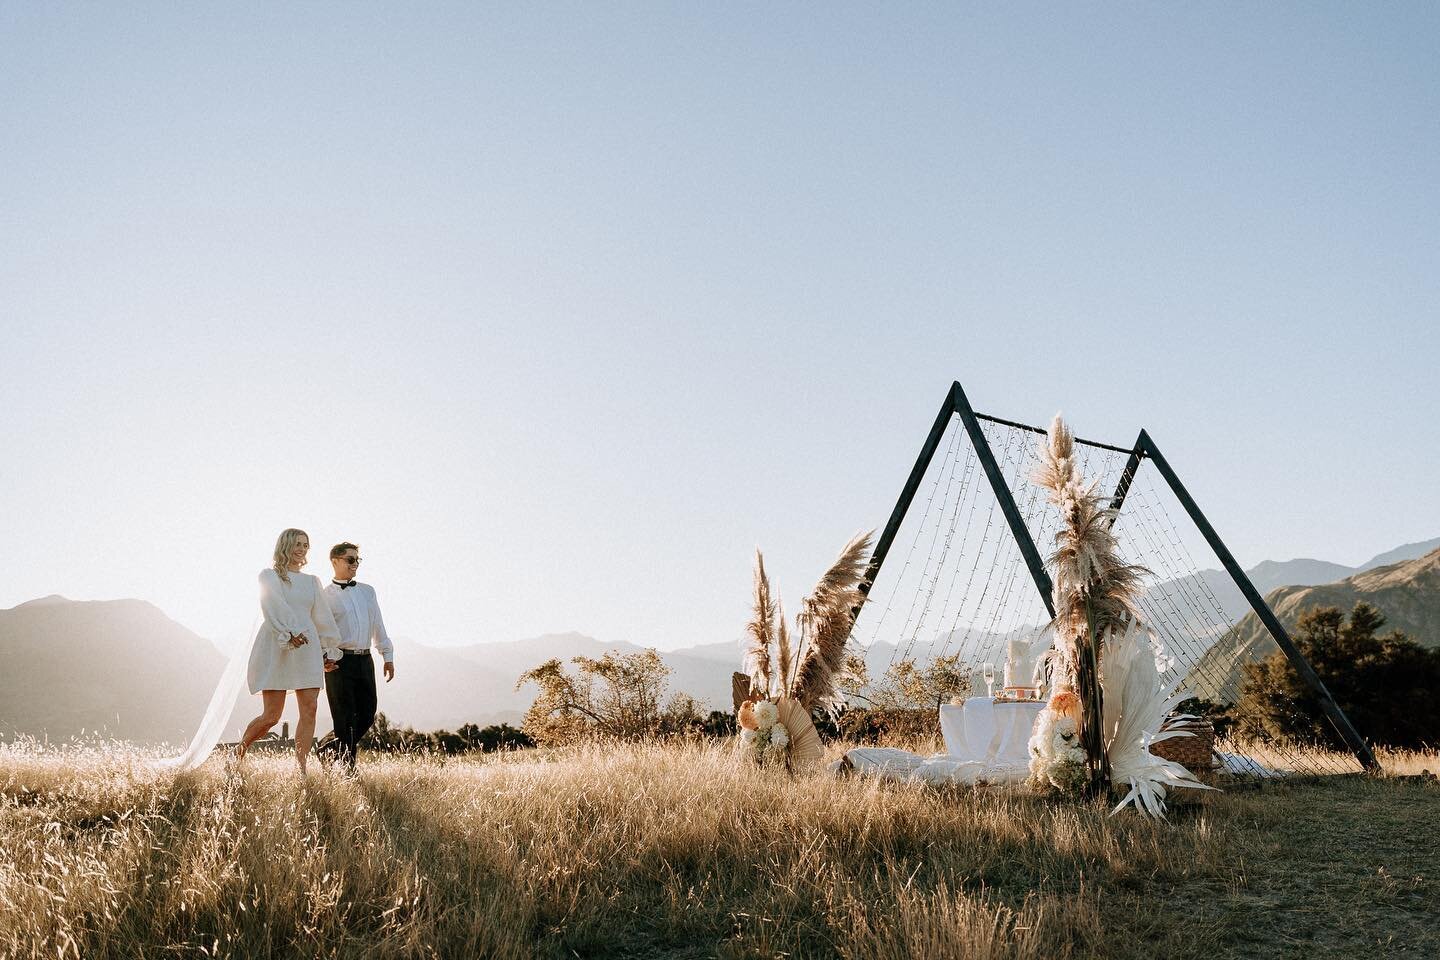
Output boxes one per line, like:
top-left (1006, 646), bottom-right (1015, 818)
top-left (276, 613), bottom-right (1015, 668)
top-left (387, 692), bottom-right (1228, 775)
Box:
top-left (1101, 623), bottom-right (1216, 818)
top-left (731, 672), bottom-right (752, 713)
top-left (777, 697), bottom-right (824, 771)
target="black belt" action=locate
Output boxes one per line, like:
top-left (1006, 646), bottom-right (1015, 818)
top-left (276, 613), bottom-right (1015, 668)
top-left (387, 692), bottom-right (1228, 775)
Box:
top-left (339, 649), bottom-right (372, 657)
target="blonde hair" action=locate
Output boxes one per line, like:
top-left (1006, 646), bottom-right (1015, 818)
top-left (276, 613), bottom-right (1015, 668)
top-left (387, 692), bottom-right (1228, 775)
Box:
top-left (272, 528), bottom-right (309, 583)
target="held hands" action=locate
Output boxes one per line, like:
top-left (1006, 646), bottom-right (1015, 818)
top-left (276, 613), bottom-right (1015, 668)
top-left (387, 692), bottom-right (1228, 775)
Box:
top-left (287, 632), bottom-right (310, 648)
top-left (323, 657), bottom-right (340, 673)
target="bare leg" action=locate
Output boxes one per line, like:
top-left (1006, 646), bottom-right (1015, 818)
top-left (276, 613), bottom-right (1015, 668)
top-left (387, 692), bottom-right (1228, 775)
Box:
top-left (295, 688), bottom-right (320, 775)
top-left (237, 690), bottom-right (287, 760)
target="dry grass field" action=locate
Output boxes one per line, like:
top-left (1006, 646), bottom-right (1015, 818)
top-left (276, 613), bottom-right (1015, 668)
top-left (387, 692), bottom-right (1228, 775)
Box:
top-left (1, 739), bottom-right (1436, 960)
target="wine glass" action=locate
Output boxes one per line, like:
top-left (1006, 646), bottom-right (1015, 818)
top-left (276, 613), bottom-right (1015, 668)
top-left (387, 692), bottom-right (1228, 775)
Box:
top-left (981, 661), bottom-right (996, 698)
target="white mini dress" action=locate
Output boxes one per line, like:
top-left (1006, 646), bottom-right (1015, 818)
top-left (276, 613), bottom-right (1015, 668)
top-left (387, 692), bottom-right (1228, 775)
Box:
top-left (246, 569), bottom-right (342, 693)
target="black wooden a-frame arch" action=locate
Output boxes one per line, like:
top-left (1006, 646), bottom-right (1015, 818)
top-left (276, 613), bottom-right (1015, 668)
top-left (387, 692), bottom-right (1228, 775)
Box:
top-left (854, 380), bottom-right (1378, 773)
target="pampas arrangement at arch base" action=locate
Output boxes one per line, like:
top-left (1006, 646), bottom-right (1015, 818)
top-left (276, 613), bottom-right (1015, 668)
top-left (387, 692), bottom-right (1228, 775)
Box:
top-left (1031, 414), bottom-right (1213, 817)
top-left (1031, 413), bottom-right (1148, 792)
top-left (738, 532), bottom-right (872, 772)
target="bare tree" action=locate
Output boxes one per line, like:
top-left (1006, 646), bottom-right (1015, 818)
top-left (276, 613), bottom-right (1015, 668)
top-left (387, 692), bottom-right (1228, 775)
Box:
top-left (839, 652), bottom-right (973, 711)
top-left (517, 650), bottom-right (701, 746)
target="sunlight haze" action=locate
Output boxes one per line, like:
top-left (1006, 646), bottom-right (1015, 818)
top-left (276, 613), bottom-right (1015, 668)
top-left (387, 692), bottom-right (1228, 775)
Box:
top-left (2, 3), bottom-right (1436, 652)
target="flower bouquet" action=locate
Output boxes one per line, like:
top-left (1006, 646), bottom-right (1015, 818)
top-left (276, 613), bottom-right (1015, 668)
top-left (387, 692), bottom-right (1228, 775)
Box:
top-left (737, 698), bottom-right (790, 764)
top-left (1028, 689), bottom-right (1087, 795)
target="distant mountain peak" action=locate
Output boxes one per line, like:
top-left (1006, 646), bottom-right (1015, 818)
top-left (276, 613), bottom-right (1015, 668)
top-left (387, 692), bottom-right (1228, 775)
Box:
top-left (11, 594), bottom-right (71, 609)
top-left (1356, 536), bottom-right (1440, 573)
top-left (1250, 557), bottom-right (1333, 571)
top-left (479, 630), bottom-right (611, 651)
top-left (8, 595), bottom-right (175, 618)
top-left (526, 630), bottom-right (598, 644)
top-left (1, 595), bottom-right (225, 745)
top-left (1243, 558), bottom-right (1356, 597)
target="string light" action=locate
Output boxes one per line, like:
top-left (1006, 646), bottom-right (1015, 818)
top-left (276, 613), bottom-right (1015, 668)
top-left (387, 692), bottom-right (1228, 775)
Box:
top-left (855, 413), bottom-right (1355, 776)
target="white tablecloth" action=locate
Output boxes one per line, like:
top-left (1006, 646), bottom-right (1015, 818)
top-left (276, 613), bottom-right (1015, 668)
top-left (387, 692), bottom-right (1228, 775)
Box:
top-left (839, 698), bottom-right (1045, 785)
top-left (939, 698), bottom-right (1046, 767)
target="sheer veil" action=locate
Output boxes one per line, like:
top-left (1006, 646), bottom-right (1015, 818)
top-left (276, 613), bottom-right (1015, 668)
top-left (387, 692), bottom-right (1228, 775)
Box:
top-left (157, 614), bottom-right (261, 771)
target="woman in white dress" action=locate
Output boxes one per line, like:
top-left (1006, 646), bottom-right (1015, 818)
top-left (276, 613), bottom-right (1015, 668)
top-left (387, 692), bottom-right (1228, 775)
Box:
top-left (237, 528), bottom-right (342, 774)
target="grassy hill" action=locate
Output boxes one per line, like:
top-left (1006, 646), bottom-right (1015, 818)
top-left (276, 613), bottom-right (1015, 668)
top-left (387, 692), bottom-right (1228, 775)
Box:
top-left (1187, 547), bottom-right (1440, 702)
top-left (1, 740), bottom-right (1436, 958)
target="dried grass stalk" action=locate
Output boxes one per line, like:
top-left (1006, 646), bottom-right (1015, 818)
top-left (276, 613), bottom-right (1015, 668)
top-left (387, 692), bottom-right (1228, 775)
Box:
top-left (743, 551), bottom-right (776, 698)
top-left (790, 531), bottom-right (873, 715)
top-left (1031, 413), bottom-right (1149, 676)
top-left (775, 603), bottom-right (793, 696)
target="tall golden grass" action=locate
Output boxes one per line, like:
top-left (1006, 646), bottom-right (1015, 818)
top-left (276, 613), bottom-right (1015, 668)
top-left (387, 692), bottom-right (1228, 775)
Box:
top-left (1, 738), bottom-right (1436, 959)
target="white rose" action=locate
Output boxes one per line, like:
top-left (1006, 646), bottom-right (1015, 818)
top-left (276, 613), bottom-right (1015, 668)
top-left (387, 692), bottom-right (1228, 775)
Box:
top-left (739, 728), bottom-right (758, 745)
top-left (769, 723), bottom-right (789, 748)
top-left (753, 700), bottom-right (779, 731)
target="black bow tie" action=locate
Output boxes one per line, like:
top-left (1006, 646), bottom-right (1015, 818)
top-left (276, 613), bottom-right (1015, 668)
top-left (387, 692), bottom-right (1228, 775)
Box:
top-left (334, 580), bottom-right (357, 589)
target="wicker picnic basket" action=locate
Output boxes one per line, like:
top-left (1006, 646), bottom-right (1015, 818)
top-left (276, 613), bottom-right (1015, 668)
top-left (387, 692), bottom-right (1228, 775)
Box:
top-left (1148, 715), bottom-right (1216, 774)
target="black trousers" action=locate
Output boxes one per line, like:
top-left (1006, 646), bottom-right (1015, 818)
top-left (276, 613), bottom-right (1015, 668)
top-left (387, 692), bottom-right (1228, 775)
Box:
top-left (324, 652), bottom-right (378, 768)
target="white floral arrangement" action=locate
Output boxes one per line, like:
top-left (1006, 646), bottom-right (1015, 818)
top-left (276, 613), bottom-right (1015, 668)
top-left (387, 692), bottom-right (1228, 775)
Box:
top-left (737, 699), bottom-right (790, 765)
top-left (1028, 692), bottom-right (1088, 795)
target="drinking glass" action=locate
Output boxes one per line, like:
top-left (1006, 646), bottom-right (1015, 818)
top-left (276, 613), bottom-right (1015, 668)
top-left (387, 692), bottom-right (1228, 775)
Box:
top-left (981, 661), bottom-right (996, 698)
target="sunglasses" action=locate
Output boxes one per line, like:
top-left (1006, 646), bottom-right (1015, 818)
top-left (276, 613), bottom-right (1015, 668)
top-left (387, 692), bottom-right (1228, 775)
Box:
top-left (340, 557), bottom-right (362, 565)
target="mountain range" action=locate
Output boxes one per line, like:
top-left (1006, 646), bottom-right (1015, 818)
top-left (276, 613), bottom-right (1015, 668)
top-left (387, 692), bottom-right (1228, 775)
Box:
top-left (0, 603), bottom-right (750, 745)
top-left (1139, 536), bottom-right (1440, 633)
top-left (1187, 546), bottom-right (1440, 702)
top-left (4, 535), bottom-right (1437, 745)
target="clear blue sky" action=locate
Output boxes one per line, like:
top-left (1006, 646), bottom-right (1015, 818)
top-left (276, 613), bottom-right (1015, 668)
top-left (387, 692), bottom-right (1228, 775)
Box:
top-left (2, 3), bottom-right (1436, 650)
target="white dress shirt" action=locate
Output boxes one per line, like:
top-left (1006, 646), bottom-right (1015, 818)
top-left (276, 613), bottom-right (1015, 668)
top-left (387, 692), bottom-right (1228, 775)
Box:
top-left (322, 580), bottom-right (395, 663)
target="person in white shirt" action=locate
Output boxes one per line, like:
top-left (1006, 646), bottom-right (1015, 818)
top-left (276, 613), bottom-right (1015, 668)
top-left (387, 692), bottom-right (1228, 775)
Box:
top-left (317, 541), bottom-right (394, 772)
top-left (237, 528), bottom-right (342, 775)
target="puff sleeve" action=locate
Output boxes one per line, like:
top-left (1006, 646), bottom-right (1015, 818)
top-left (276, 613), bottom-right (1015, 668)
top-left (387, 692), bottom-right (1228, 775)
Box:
top-left (259, 569), bottom-right (306, 644)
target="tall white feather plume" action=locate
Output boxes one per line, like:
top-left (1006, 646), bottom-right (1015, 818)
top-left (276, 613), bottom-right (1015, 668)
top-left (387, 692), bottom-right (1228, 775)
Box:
top-left (1101, 623), bottom-right (1216, 820)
